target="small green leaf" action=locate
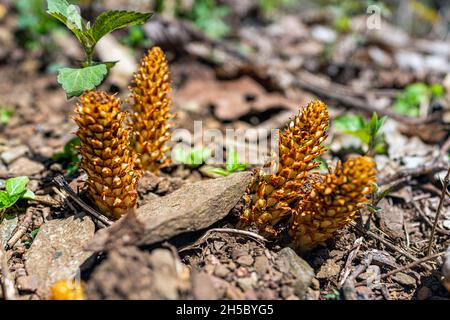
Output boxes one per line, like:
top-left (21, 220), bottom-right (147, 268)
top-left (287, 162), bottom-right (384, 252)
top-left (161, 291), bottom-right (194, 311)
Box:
top-left (0, 191), bottom-right (10, 207)
top-left (6, 176), bottom-right (29, 196)
top-left (334, 114), bottom-right (365, 132)
top-left (57, 64), bottom-right (108, 98)
top-left (22, 189), bottom-right (36, 200)
top-left (46, 0), bottom-right (85, 39)
top-left (30, 228), bottom-right (40, 239)
top-left (89, 10), bottom-right (152, 46)
top-left (207, 167), bottom-right (230, 176)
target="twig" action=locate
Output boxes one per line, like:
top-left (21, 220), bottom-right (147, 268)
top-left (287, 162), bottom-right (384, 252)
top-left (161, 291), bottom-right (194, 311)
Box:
top-left (342, 253), bottom-right (373, 300)
top-left (32, 195), bottom-right (60, 206)
top-left (6, 207), bottom-right (33, 249)
top-left (339, 237), bottom-right (364, 288)
top-left (351, 221), bottom-right (425, 267)
top-left (380, 251), bottom-right (446, 281)
top-left (179, 228), bottom-right (267, 252)
top-left (52, 175), bottom-right (112, 227)
top-left (426, 166), bottom-right (450, 256)
top-left (0, 247), bottom-right (16, 300)
top-left (412, 201), bottom-right (450, 236)
top-left (378, 161), bottom-right (447, 186)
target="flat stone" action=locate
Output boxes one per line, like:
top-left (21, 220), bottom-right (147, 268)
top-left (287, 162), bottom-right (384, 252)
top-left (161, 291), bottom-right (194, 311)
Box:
top-left (316, 260), bottom-right (341, 280)
top-left (236, 255), bottom-right (254, 267)
top-left (392, 272), bottom-right (416, 287)
top-left (24, 216), bottom-right (95, 298)
top-left (16, 275), bottom-right (39, 292)
top-left (9, 157), bottom-right (44, 176)
top-left (214, 264), bottom-right (230, 278)
top-left (136, 172), bottom-right (253, 245)
top-left (0, 216), bottom-right (18, 248)
top-left (254, 255), bottom-right (270, 276)
top-left (1, 145), bottom-right (29, 164)
top-left (277, 247), bottom-right (314, 298)
top-left (236, 277), bottom-right (254, 292)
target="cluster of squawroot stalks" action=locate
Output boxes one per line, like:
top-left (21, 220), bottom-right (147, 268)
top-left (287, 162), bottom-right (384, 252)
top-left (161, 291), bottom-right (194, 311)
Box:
top-left (240, 101), bottom-right (376, 250)
top-left (73, 47), bottom-right (376, 251)
top-left (75, 47), bottom-right (174, 220)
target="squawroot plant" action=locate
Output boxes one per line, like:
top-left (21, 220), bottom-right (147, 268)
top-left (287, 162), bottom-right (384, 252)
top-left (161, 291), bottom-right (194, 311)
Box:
top-left (290, 156), bottom-right (376, 250)
top-left (129, 47), bottom-right (175, 172)
top-left (75, 91), bottom-right (142, 220)
top-left (240, 100), bottom-right (329, 236)
top-left (240, 100), bottom-right (377, 251)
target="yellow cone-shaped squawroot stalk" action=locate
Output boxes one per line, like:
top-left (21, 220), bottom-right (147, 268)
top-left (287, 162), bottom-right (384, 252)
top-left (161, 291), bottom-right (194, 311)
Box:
top-left (129, 46), bottom-right (175, 172)
top-left (240, 100), bottom-right (329, 236)
top-left (75, 91), bottom-right (142, 220)
top-left (290, 156), bottom-right (376, 250)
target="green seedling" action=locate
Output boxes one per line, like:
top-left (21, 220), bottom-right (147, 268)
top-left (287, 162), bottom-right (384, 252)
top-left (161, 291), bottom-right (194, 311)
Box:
top-left (334, 112), bottom-right (387, 156)
top-left (393, 83), bottom-right (444, 117)
top-left (46, 0), bottom-right (152, 98)
top-left (120, 25), bottom-right (152, 48)
top-left (188, 0), bottom-right (230, 39)
top-left (14, 0), bottom-right (62, 50)
top-left (52, 137), bottom-right (81, 175)
top-left (172, 146), bottom-right (211, 169)
top-left (0, 107), bottom-right (14, 124)
top-left (323, 288), bottom-right (341, 300)
top-left (207, 147), bottom-right (248, 176)
top-left (0, 176), bottom-right (35, 211)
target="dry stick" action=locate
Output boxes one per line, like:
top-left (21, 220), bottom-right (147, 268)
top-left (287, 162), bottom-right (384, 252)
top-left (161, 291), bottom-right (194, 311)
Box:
top-left (52, 175), bottom-right (112, 227)
top-left (0, 247), bottom-right (16, 300)
top-left (339, 237), bottom-right (364, 288)
top-left (6, 207), bottom-right (33, 249)
top-left (350, 221), bottom-right (428, 270)
top-left (179, 228), bottom-right (267, 252)
top-left (378, 161), bottom-right (447, 186)
top-left (381, 251), bottom-right (446, 281)
top-left (293, 74), bottom-right (431, 126)
top-left (412, 201), bottom-right (450, 236)
top-left (426, 166), bottom-right (450, 256)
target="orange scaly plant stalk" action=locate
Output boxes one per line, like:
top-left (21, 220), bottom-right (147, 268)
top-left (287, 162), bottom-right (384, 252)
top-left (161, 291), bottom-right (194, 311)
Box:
top-left (240, 100), bottom-right (329, 236)
top-left (290, 156), bottom-right (376, 250)
top-left (129, 46), bottom-right (175, 172)
top-left (75, 91), bottom-right (142, 220)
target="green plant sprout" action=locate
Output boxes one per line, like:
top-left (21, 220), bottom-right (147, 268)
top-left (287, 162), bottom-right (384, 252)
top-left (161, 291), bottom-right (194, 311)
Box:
top-left (172, 146), bottom-right (211, 169)
top-left (207, 147), bottom-right (248, 176)
top-left (188, 0), bottom-right (230, 39)
top-left (14, 0), bottom-right (63, 50)
top-left (52, 137), bottom-right (81, 175)
top-left (0, 176), bottom-right (35, 211)
top-left (334, 112), bottom-right (387, 156)
top-left (120, 25), bottom-right (152, 48)
top-left (0, 107), bottom-right (14, 125)
top-left (393, 83), bottom-right (444, 117)
top-left (46, 0), bottom-right (152, 98)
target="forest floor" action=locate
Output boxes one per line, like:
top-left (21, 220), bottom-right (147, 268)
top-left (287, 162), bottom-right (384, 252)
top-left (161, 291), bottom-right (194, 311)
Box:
top-left (0, 0), bottom-right (449, 300)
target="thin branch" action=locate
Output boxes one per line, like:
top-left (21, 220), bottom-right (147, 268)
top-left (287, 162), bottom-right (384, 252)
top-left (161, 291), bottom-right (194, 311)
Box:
top-left (381, 251), bottom-right (446, 280)
top-left (426, 166), bottom-right (450, 256)
top-left (52, 175), bottom-right (112, 227)
top-left (0, 247), bottom-right (16, 300)
top-left (179, 228), bottom-right (267, 252)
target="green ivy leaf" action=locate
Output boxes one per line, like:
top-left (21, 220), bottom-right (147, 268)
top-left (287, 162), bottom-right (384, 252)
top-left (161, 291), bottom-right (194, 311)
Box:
top-left (89, 10), bottom-right (152, 46)
top-left (57, 64), bottom-right (108, 98)
top-left (22, 189), bottom-right (36, 200)
top-left (6, 176), bottom-right (29, 196)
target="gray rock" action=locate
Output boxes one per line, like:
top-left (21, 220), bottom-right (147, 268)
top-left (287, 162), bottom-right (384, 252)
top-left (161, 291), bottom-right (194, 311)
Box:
top-left (214, 264), bottom-right (230, 278)
top-left (136, 172), bottom-right (253, 245)
top-left (16, 275), bottom-right (39, 292)
top-left (392, 272), bottom-right (416, 287)
top-left (24, 216), bottom-right (95, 297)
top-left (277, 248), bottom-right (314, 298)
top-left (9, 158), bottom-right (44, 176)
top-left (191, 271), bottom-right (220, 300)
top-left (254, 255), bottom-right (270, 276)
top-left (236, 277), bottom-right (254, 292)
top-left (316, 260), bottom-right (341, 279)
top-left (0, 216), bottom-right (18, 249)
top-left (236, 255), bottom-right (254, 267)
top-left (1, 145), bottom-right (29, 164)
